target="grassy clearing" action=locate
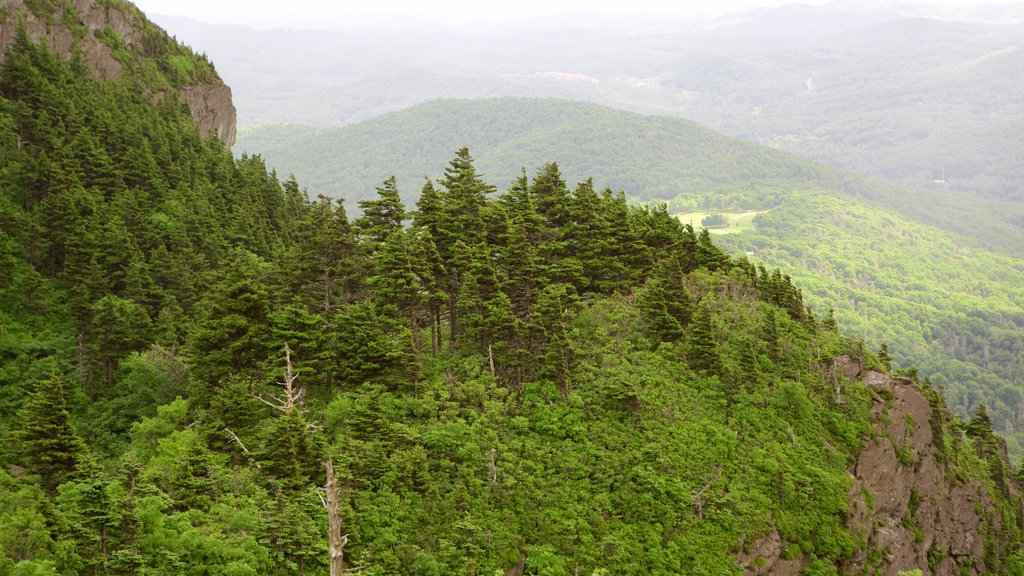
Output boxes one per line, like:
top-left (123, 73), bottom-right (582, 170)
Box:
top-left (675, 210), bottom-right (764, 234)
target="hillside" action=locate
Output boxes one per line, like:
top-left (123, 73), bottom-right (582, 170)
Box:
top-left (714, 193), bottom-right (1024, 453)
top-left (1, 2), bottom-right (1023, 573)
top-left (0, 0), bottom-right (237, 145)
top-left (236, 98), bottom-right (1024, 456)
top-left (154, 8), bottom-right (1024, 246)
top-left (235, 98), bottom-right (831, 205)
top-left (234, 99), bottom-right (1024, 256)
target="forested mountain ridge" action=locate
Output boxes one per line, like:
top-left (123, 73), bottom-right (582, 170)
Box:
top-left (155, 7), bottom-right (1024, 219)
top-left (0, 0), bottom-right (237, 145)
top-left (234, 98), bottom-right (1024, 254)
top-left (236, 98), bottom-right (1024, 459)
top-left (235, 98), bottom-right (833, 206)
top-left (1, 2), bottom-right (1023, 575)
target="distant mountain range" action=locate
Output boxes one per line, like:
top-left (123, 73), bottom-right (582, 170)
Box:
top-left (154, 3), bottom-right (1024, 251)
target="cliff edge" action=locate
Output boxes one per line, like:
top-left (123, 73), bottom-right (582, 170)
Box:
top-left (741, 356), bottom-right (1020, 575)
top-left (0, 0), bottom-right (236, 145)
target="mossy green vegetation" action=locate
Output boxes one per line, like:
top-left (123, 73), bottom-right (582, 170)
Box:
top-left (715, 192), bottom-right (1024, 457)
top-left (0, 16), bottom-right (1022, 576)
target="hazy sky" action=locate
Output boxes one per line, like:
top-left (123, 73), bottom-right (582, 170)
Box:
top-left (131, 0), bottom-right (1020, 27)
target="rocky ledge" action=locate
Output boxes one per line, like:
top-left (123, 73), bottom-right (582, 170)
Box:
top-left (0, 0), bottom-right (236, 146)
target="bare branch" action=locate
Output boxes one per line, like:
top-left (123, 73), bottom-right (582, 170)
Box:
top-left (224, 428), bottom-right (251, 453)
top-left (224, 428), bottom-right (261, 470)
top-left (252, 392), bottom-right (289, 412)
top-left (253, 342), bottom-right (308, 414)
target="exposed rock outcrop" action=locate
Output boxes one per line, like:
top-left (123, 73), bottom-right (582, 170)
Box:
top-left (845, 368), bottom-right (994, 575)
top-left (740, 357), bottom-right (1008, 576)
top-left (0, 0), bottom-right (236, 145)
top-left (181, 84), bottom-right (238, 147)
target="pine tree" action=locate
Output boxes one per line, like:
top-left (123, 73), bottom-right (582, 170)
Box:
top-left (696, 228), bottom-right (731, 271)
top-left (17, 375), bottom-right (94, 493)
top-left (87, 295), bottom-right (153, 387)
top-left (292, 195), bottom-right (360, 311)
top-left (636, 279), bottom-right (684, 342)
top-left (878, 343), bottom-right (892, 372)
top-left (187, 249), bottom-right (274, 389)
top-left (356, 176), bottom-right (407, 248)
top-left (436, 148), bottom-right (496, 345)
top-left (687, 305), bottom-right (721, 374)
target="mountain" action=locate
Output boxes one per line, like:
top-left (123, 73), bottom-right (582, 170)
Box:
top-left (1, 1), bottom-right (1022, 574)
top-left (235, 98), bottom-right (832, 205)
top-left (150, 8), bottom-right (1024, 231)
top-left (236, 97), bottom-right (1024, 458)
top-left (0, 0), bottom-right (237, 145)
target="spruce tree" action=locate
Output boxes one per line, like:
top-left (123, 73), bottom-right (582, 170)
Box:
top-left (687, 305), bottom-right (721, 374)
top-left (17, 375), bottom-right (94, 493)
top-left (356, 176), bottom-right (407, 248)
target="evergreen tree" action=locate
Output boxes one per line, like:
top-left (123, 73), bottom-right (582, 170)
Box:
top-left (878, 343), bottom-right (892, 372)
top-left (87, 295), bottom-right (153, 387)
top-left (17, 376), bottom-right (94, 493)
top-left (636, 279), bottom-right (684, 342)
top-left (187, 250), bottom-right (274, 389)
top-left (436, 148), bottom-right (496, 344)
top-left (688, 305), bottom-right (721, 374)
top-left (696, 228), bottom-right (731, 271)
top-left (291, 195), bottom-right (360, 311)
top-left (356, 176), bottom-right (407, 248)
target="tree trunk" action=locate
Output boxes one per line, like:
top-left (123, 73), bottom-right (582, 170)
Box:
top-left (325, 457), bottom-right (345, 576)
top-left (448, 270), bottom-right (459, 346)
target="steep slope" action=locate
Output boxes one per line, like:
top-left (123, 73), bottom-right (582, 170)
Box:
top-left (0, 2), bottom-right (1022, 575)
top-left (0, 0), bottom-right (236, 144)
top-left (714, 193), bottom-right (1024, 455)
top-left (236, 97), bottom-right (1024, 459)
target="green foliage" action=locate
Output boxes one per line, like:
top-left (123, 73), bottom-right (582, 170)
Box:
top-left (715, 192), bottom-right (1024, 456)
top-left (0, 19), bottom-right (1022, 576)
top-left (15, 376), bottom-right (94, 494)
top-left (235, 98), bottom-right (828, 208)
top-left (701, 213), bottom-right (728, 228)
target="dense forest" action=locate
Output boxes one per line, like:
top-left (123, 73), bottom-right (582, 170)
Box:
top-left (235, 98), bottom-right (1024, 459)
top-left (1, 6), bottom-right (1024, 576)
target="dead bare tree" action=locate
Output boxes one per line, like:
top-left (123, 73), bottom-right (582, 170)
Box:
top-left (320, 457), bottom-right (347, 576)
top-left (253, 342), bottom-right (306, 413)
top-left (257, 343), bottom-right (365, 573)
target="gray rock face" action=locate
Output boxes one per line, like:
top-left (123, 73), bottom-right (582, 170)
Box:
top-left (844, 371), bottom-right (992, 575)
top-left (0, 0), bottom-right (236, 146)
top-left (181, 83), bottom-right (238, 147)
top-left (739, 365), bottom-right (999, 576)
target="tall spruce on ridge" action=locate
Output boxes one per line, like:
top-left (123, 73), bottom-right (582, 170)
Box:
top-left (2, 9), bottom-right (1023, 573)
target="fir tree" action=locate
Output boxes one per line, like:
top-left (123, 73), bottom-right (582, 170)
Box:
top-left (17, 375), bottom-right (94, 493)
top-left (356, 176), bottom-right (407, 248)
top-left (687, 305), bottom-right (721, 374)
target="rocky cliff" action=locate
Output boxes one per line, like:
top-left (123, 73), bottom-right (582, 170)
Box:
top-left (0, 0), bottom-right (236, 145)
top-left (845, 368), bottom-right (998, 575)
top-left (740, 356), bottom-right (1019, 575)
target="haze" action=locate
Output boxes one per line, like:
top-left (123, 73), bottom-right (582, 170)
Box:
top-left (133, 0), bottom-right (1023, 27)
